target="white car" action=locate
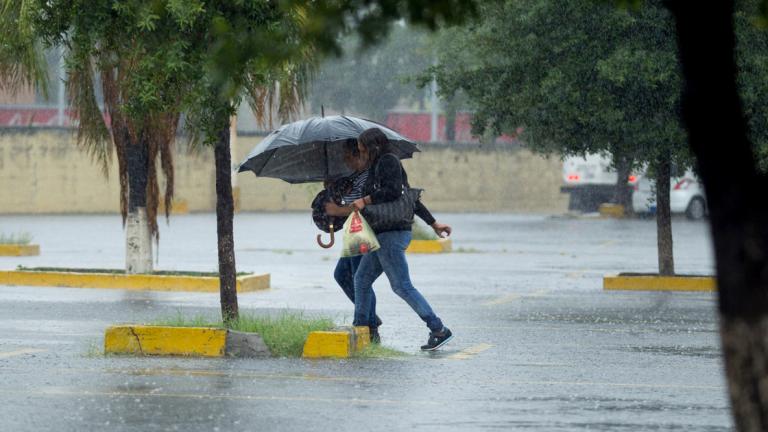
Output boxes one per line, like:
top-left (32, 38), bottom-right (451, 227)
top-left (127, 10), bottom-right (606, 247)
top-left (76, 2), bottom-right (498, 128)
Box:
top-left (561, 154), bottom-right (639, 212)
top-left (631, 171), bottom-right (707, 220)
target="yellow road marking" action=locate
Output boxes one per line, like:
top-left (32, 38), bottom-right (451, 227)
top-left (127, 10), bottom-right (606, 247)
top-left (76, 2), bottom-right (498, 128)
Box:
top-left (0, 348), bottom-right (46, 359)
top-left (483, 289), bottom-right (549, 306)
top-left (598, 239), bottom-right (618, 248)
top-left (448, 343), bottom-right (493, 360)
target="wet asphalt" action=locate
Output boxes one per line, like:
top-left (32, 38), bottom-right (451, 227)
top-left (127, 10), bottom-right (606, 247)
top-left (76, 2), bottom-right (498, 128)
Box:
top-left (0, 213), bottom-right (728, 431)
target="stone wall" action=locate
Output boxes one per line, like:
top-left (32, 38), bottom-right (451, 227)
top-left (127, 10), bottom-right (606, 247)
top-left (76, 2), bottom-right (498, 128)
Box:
top-left (0, 129), bottom-right (567, 214)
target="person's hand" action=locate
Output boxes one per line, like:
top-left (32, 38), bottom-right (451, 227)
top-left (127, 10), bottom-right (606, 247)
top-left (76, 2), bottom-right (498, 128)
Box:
top-left (431, 222), bottom-right (452, 238)
top-left (352, 198), bottom-right (366, 211)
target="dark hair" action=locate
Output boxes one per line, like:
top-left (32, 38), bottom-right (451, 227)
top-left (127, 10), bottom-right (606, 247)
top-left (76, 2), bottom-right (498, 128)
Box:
top-left (342, 138), bottom-right (360, 157)
top-left (358, 128), bottom-right (391, 162)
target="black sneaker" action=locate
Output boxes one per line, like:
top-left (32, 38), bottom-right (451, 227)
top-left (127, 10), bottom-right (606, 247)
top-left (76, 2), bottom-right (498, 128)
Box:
top-left (369, 327), bottom-right (381, 344)
top-left (420, 327), bottom-right (453, 351)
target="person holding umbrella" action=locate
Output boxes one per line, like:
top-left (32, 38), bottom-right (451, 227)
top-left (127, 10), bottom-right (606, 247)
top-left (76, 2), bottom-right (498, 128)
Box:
top-left (351, 127), bottom-right (453, 351)
top-left (238, 117), bottom-right (451, 348)
top-left (323, 139), bottom-right (450, 345)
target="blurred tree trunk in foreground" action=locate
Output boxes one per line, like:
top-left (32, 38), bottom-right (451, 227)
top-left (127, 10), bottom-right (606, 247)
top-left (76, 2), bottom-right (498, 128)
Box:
top-left (668, 1), bottom-right (768, 429)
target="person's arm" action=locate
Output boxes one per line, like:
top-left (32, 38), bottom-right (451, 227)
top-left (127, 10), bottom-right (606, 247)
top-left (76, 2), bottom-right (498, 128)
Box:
top-left (416, 200), bottom-right (452, 238)
top-left (415, 200), bottom-right (436, 226)
top-left (324, 201), bottom-right (354, 217)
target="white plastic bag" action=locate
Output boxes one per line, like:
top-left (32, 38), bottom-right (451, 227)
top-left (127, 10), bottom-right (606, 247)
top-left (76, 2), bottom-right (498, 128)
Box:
top-left (340, 210), bottom-right (381, 257)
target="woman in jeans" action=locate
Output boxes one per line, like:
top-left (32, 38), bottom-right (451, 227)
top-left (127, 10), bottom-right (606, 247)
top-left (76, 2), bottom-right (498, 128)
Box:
top-left (325, 139), bottom-right (449, 346)
top-left (350, 127), bottom-right (453, 351)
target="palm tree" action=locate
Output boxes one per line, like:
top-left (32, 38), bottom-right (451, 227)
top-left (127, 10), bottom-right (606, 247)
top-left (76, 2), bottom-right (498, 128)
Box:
top-left (1, 1), bottom-right (180, 273)
top-left (0, 0), bottom-right (311, 323)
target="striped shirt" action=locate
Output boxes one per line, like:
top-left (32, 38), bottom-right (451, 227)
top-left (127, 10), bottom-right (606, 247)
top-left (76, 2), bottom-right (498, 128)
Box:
top-left (341, 169), bottom-right (370, 205)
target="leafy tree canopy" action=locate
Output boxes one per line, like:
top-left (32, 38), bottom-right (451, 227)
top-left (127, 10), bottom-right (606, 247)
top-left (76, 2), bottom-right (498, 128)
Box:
top-left (431, 0), bottom-right (691, 174)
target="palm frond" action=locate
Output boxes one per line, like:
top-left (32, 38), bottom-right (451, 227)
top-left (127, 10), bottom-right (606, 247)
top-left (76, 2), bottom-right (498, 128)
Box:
top-left (0, 0), bottom-right (49, 97)
top-left (244, 59), bottom-right (314, 129)
top-left (68, 48), bottom-right (112, 176)
top-left (102, 62), bottom-right (130, 223)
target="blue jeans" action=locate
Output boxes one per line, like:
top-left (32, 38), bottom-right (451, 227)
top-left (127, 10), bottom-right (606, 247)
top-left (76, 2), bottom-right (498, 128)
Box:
top-left (334, 256), bottom-right (380, 327)
top-left (353, 230), bottom-right (444, 332)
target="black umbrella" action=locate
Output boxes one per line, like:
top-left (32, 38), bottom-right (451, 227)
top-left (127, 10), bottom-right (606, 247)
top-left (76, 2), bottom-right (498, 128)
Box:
top-left (237, 115), bottom-right (419, 184)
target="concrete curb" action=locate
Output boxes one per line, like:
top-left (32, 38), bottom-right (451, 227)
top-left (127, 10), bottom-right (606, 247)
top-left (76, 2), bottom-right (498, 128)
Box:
top-left (302, 326), bottom-right (370, 358)
top-left (406, 238), bottom-right (452, 254)
top-left (104, 325), bottom-right (270, 357)
top-left (604, 274), bottom-right (716, 292)
top-left (0, 270), bottom-right (270, 293)
top-left (0, 244), bottom-right (40, 256)
top-left (599, 204), bottom-right (625, 218)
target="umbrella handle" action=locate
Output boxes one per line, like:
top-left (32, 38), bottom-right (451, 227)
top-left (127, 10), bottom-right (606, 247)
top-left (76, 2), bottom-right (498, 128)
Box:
top-left (317, 224), bottom-right (335, 249)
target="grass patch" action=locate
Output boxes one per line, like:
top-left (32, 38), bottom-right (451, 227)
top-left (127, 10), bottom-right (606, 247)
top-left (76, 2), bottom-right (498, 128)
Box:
top-left (411, 223), bottom-right (438, 240)
top-left (154, 312), bottom-right (219, 328)
top-left (233, 313), bottom-right (335, 357)
top-left (354, 343), bottom-right (408, 359)
top-left (0, 232), bottom-right (32, 245)
top-left (149, 311), bottom-right (336, 357)
top-left (15, 266), bottom-right (250, 277)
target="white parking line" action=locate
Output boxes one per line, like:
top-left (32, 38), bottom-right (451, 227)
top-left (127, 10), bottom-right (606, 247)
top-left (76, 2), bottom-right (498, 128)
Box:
top-left (0, 348), bottom-right (47, 359)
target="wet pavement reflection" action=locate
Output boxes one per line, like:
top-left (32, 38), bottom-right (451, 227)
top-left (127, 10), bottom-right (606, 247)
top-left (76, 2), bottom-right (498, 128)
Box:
top-left (0, 213), bottom-right (727, 431)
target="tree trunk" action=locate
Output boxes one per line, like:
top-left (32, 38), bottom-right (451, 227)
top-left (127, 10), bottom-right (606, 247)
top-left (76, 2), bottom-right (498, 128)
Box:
top-left (214, 123), bottom-right (239, 323)
top-left (655, 152), bottom-right (674, 276)
top-left (613, 154), bottom-right (633, 214)
top-left (667, 1), bottom-right (768, 430)
top-left (125, 139), bottom-right (152, 274)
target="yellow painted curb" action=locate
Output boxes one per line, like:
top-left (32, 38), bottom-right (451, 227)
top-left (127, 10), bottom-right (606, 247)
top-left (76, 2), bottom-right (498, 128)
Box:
top-left (603, 274), bottom-right (716, 292)
top-left (406, 238), bottom-right (452, 254)
top-left (104, 325), bottom-right (226, 357)
top-left (0, 270), bottom-right (270, 293)
top-left (0, 244), bottom-right (40, 256)
top-left (302, 326), bottom-right (370, 359)
top-left (599, 203), bottom-right (625, 218)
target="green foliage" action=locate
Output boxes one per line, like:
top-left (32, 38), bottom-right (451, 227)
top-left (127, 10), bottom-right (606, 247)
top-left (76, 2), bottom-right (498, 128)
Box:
top-left (0, 1), bottom-right (49, 96)
top-left (284, 0), bottom-right (479, 55)
top-left (0, 232), bottom-right (32, 245)
top-left (152, 311), bottom-right (336, 357)
top-left (735, 0), bottom-right (768, 171)
top-left (432, 0), bottom-right (690, 175)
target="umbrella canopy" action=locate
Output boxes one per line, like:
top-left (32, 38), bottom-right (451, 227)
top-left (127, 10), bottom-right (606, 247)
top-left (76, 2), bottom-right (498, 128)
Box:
top-left (237, 115), bottom-right (419, 183)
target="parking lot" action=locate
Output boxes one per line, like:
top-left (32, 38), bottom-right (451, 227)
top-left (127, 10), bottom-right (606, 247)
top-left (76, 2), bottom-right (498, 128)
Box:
top-left (0, 212), bottom-right (727, 431)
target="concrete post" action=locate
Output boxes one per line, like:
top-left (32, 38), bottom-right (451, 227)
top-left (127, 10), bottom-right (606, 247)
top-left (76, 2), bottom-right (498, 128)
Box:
top-left (57, 48), bottom-right (66, 127)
